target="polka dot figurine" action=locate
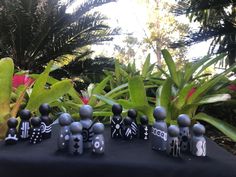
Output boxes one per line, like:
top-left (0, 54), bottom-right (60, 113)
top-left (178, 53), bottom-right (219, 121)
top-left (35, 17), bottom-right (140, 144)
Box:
top-left (92, 122), bottom-right (105, 154)
top-left (68, 122), bottom-right (83, 155)
top-left (166, 125), bottom-right (181, 157)
top-left (5, 118), bottom-right (18, 145)
top-left (29, 117), bottom-right (42, 144)
top-left (111, 104), bottom-right (123, 139)
top-left (57, 113), bottom-right (73, 151)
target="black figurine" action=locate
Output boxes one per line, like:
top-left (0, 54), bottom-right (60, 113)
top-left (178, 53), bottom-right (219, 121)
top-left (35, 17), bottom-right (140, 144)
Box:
top-left (166, 125), bottom-right (181, 157)
top-left (122, 117), bottom-right (133, 140)
top-left (39, 103), bottom-right (53, 139)
top-left (139, 115), bottom-right (149, 140)
top-left (151, 106), bottom-right (168, 151)
top-left (29, 117), bottom-right (42, 144)
top-left (92, 122), bottom-right (105, 154)
top-left (18, 109), bottom-right (31, 140)
top-left (58, 113), bottom-right (73, 151)
top-left (128, 109), bottom-right (138, 138)
top-left (111, 104), bottom-right (123, 139)
top-left (79, 105), bottom-right (94, 149)
top-left (5, 118), bottom-right (18, 145)
top-left (177, 114), bottom-right (191, 152)
top-left (69, 122), bottom-right (83, 155)
top-left (190, 123), bottom-right (206, 156)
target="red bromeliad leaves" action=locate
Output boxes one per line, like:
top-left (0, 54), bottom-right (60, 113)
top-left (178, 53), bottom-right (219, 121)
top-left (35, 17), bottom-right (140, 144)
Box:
top-left (228, 84), bottom-right (236, 91)
top-left (12, 74), bottom-right (35, 88)
top-left (186, 87), bottom-right (196, 100)
top-left (81, 97), bottom-right (89, 105)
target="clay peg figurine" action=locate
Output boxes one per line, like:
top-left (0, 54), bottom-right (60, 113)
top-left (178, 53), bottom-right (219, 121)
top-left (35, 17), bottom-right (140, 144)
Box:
top-left (5, 118), bottom-right (18, 145)
top-left (79, 105), bottom-right (94, 149)
top-left (92, 122), bottom-right (105, 154)
top-left (166, 125), bottom-right (181, 157)
top-left (139, 115), bottom-right (149, 140)
top-left (39, 103), bottom-right (53, 139)
top-left (128, 109), bottom-right (138, 138)
top-left (58, 113), bottom-right (73, 151)
top-left (191, 123), bottom-right (206, 157)
top-left (111, 104), bottom-right (123, 139)
top-left (69, 122), bottom-right (83, 155)
top-left (151, 106), bottom-right (167, 151)
top-left (18, 109), bottom-right (31, 140)
top-left (177, 114), bottom-right (191, 152)
top-left (29, 117), bottom-right (42, 144)
top-left (122, 117), bottom-right (133, 140)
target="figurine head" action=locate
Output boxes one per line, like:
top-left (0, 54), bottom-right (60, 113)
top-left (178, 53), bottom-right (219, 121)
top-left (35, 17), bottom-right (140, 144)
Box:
top-left (112, 104), bottom-right (122, 115)
top-left (31, 117), bottom-right (41, 127)
top-left (7, 118), bottom-right (18, 128)
top-left (168, 125), bottom-right (180, 137)
top-left (70, 122), bottom-right (83, 134)
top-left (58, 113), bottom-right (72, 126)
top-left (177, 114), bottom-right (191, 127)
top-left (128, 109), bottom-right (137, 119)
top-left (19, 109), bottom-right (31, 120)
top-left (93, 122), bottom-right (104, 134)
top-left (123, 117), bottom-right (132, 126)
top-left (39, 103), bottom-right (51, 115)
top-left (153, 106), bottom-right (166, 120)
top-left (140, 115), bottom-right (148, 125)
top-left (192, 123), bottom-right (205, 136)
top-left (79, 105), bottom-right (93, 120)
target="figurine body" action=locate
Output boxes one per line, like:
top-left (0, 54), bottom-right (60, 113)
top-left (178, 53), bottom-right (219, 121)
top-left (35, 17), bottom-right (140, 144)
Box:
top-left (39, 103), bottom-right (53, 139)
top-left (177, 114), bottom-right (191, 152)
top-left (5, 118), bottom-right (18, 145)
top-left (139, 115), bottom-right (149, 140)
top-left (191, 123), bottom-right (206, 156)
top-left (92, 123), bottom-right (105, 154)
top-left (29, 117), bottom-right (42, 144)
top-left (151, 106), bottom-right (167, 151)
top-left (122, 117), bottom-right (133, 140)
top-left (57, 113), bottom-right (73, 151)
top-left (166, 125), bottom-right (180, 157)
top-left (69, 122), bottom-right (83, 155)
top-left (18, 109), bottom-right (31, 140)
top-left (79, 105), bottom-right (94, 149)
top-left (128, 109), bottom-right (138, 138)
top-left (111, 104), bottom-right (123, 139)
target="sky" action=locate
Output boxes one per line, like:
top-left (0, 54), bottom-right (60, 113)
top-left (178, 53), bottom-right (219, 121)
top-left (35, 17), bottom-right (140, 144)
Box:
top-left (67, 0), bottom-right (211, 65)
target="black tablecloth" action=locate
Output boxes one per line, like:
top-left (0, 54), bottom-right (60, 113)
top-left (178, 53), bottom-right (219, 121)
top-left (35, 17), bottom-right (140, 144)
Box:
top-left (0, 125), bottom-right (235, 177)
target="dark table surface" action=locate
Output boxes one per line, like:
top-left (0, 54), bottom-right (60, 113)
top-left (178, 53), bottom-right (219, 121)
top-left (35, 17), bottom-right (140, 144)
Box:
top-left (0, 124), bottom-right (235, 177)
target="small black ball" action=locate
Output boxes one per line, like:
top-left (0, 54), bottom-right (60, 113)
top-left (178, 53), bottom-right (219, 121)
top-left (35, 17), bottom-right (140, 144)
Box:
top-left (128, 109), bottom-right (137, 119)
top-left (112, 104), bottom-right (122, 115)
top-left (177, 114), bottom-right (191, 127)
top-left (140, 115), bottom-right (148, 125)
top-left (153, 106), bottom-right (166, 120)
top-left (79, 105), bottom-right (93, 119)
top-left (192, 123), bottom-right (205, 136)
top-left (31, 117), bottom-right (41, 127)
top-left (123, 117), bottom-right (132, 126)
top-left (7, 118), bottom-right (18, 128)
top-left (39, 103), bottom-right (51, 115)
top-left (19, 109), bottom-right (31, 120)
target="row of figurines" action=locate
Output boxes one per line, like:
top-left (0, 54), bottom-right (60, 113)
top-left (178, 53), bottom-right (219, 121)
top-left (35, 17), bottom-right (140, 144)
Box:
top-left (111, 104), bottom-right (206, 157)
top-left (5, 103), bottom-right (53, 144)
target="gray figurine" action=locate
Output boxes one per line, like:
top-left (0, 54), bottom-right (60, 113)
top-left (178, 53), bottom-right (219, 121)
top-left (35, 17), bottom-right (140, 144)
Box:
top-left (79, 105), bottom-right (94, 149)
top-left (177, 114), bottom-right (191, 152)
top-left (57, 113), bottom-right (73, 151)
top-left (151, 106), bottom-right (167, 151)
top-left (69, 122), bottom-right (83, 155)
top-left (92, 122), bottom-right (105, 154)
top-left (166, 125), bottom-right (181, 157)
top-left (190, 123), bottom-right (206, 157)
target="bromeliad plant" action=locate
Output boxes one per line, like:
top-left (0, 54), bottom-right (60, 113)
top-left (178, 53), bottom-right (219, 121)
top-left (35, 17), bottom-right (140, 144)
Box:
top-left (0, 58), bottom-right (75, 138)
top-left (157, 49), bottom-right (236, 141)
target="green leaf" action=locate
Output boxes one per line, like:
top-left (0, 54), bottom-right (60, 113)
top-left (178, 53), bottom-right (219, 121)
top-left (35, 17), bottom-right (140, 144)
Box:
top-left (88, 76), bottom-right (111, 106)
top-left (196, 94), bottom-right (231, 105)
top-left (26, 79), bottom-right (73, 111)
top-left (194, 113), bottom-right (236, 142)
top-left (142, 54), bottom-right (151, 77)
top-left (93, 94), bottom-right (117, 106)
top-left (0, 58), bottom-right (14, 122)
top-left (176, 84), bottom-right (195, 109)
top-left (161, 49), bottom-right (179, 86)
top-left (68, 87), bottom-right (83, 104)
